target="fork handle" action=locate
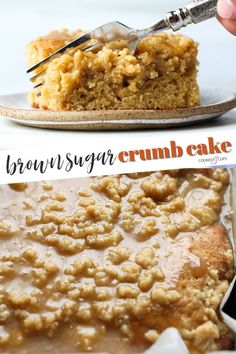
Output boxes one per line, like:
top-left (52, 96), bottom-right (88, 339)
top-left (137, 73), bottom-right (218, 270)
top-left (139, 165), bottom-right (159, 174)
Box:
top-left (165, 0), bottom-right (218, 31)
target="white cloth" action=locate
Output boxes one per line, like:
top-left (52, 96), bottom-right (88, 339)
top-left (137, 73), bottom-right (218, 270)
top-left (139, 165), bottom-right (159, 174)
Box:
top-left (143, 328), bottom-right (236, 354)
top-left (144, 328), bottom-right (189, 354)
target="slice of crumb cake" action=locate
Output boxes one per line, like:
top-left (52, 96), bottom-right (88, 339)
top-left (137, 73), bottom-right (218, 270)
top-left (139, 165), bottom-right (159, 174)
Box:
top-left (27, 29), bottom-right (200, 111)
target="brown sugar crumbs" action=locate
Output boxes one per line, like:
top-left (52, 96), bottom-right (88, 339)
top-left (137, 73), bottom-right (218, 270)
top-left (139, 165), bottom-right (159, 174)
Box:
top-left (0, 169), bottom-right (234, 354)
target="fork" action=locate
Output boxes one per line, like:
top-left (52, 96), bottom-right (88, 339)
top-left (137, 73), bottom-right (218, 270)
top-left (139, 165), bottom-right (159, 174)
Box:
top-left (27, 0), bottom-right (218, 89)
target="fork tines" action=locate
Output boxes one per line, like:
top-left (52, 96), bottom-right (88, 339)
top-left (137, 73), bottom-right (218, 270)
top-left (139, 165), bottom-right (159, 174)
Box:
top-left (27, 32), bottom-right (99, 90)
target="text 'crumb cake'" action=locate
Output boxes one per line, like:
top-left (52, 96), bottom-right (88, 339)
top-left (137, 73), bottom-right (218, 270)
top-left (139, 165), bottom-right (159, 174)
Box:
top-left (0, 169), bottom-right (234, 354)
top-left (27, 29), bottom-right (200, 111)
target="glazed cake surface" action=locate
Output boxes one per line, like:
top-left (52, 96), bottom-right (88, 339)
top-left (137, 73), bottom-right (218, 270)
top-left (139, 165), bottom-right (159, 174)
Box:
top-left (27, 29), bottom-right (200, 111)
top-left (0, 169), bottom-right (234, 354)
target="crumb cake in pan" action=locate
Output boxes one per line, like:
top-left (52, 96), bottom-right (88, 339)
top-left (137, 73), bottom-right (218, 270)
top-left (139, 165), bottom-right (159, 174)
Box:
top-left (27, 29), bottom-right (200, 111)
top-left (0, 169), bottom-right (234, 354)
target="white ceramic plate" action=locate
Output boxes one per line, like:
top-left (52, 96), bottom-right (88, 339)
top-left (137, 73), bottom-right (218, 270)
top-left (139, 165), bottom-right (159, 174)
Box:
top-left (0, 88), bottom-right (235, 130)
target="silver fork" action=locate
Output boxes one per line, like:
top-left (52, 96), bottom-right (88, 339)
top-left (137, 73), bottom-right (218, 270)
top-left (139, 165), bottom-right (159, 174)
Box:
top-left (27, 0), bottom-right (218, 89)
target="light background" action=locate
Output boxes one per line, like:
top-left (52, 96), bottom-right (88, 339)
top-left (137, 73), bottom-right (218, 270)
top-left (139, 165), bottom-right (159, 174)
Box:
top-left (0, 0), bottom-right (235, 95)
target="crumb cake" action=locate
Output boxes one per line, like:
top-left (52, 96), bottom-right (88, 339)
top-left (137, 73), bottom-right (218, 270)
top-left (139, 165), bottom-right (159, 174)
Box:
top-left (27, 29), bottom-right (200, 111)
top-left (0, 169), bottom-right (234, 354)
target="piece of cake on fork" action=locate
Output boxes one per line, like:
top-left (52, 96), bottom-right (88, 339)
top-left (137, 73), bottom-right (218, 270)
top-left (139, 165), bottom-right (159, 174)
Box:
top-left (27, 29), bottom-right (200, 111)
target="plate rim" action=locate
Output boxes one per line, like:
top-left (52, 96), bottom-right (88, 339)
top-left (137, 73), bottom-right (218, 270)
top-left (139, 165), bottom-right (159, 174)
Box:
top-left (0, 89), bottom-right (235, 123)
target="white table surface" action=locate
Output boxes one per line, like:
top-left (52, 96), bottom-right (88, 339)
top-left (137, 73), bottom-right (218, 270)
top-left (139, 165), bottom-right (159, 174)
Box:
top-left (0, 0), bottom-right (235, 149)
